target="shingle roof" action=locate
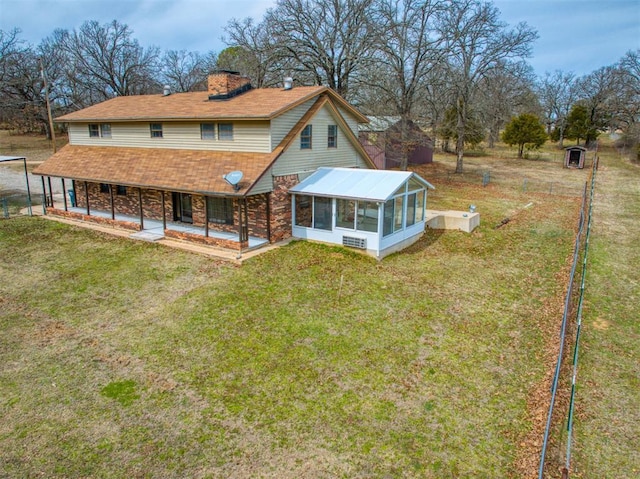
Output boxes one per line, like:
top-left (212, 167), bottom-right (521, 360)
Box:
top-left (33, 145), bottom-right (274, 196)
top-left (56, 86), bottom-right (369, 123)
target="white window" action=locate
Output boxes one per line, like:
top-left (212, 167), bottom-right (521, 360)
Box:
top-left (301, 125), bottom-right (312, 149)
top-left (150, 123), bottom-right (163, 138)
top-left (328, 124), bottom-right (337, 148)
top-left (100, 123), bottom-right (112, 138)
top-left (218, 123), bottom-right (233, 140)
top-left (201, 123), bottom-right (215, 140)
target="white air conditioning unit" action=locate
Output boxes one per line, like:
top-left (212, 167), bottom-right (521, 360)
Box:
top-left (343, 236), bottom-right (366, 249)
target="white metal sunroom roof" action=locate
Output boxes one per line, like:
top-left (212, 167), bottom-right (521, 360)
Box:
top-left (289, 167), bottom-right (434, 202)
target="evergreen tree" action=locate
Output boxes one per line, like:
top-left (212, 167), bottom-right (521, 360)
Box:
top-left (502, 113), bottom-right (547, 158)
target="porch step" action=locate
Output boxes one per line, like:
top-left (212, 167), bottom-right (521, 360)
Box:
top-left (129, 230), bottom-right (165, 242)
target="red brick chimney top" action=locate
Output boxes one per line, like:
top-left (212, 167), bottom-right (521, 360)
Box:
top-left (208, 71), bottom-right (252, 100)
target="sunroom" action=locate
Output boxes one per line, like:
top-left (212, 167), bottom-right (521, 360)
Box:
top-left (290, 167), bottom-right (435, 259)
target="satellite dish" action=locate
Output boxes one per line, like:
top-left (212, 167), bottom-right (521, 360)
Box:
top-left (223, 170), bottom-right (243, 191)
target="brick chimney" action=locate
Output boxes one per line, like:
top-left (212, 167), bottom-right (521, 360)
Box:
top-left (208, 71), bottom-right (252, 100)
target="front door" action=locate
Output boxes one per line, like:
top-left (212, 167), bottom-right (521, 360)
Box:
top-left (173, 192), bottom-right (193, 223)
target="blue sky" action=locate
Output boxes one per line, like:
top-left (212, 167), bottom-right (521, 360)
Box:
top-left (1, 0), bottom-right (638, 78)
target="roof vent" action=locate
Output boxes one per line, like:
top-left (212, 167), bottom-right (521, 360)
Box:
top-left (283, 76), bottom-right (293, 90)
top-left (163, 85), bottom-right (171, 96)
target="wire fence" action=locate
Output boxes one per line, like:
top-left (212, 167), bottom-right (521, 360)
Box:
top-left (537, 155), bottom-right (598, 478)
top-left (0, 163), bottom-right (54, 218)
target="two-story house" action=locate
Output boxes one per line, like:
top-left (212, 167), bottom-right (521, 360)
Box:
top-left (34, 72), bottom-right (377, 247)
top-left (35, 71), bottom-right (434, 258)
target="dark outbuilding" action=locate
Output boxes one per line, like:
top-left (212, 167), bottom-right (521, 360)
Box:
top-left (564, 146), bottom-right (587, 169)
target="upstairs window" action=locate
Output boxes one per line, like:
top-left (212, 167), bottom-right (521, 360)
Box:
top-left (99, 183), bottom-right (109, 193)
top-left (218, 123), bottom-right (233, 140)
top-left (150, 123), bottom-right (163, 138)
top-left (100, 123), bottom-right (112, 138)
top-left (301, 124), bottom-right (312, 149)
top-left (89, 123), bottom-right (112, 138)
top-left (328, 124), bottom-right (337, 148)
top-left (116, 185), bottom-right (127, 196)
top-left (201, 123), bottom-right (215, 140)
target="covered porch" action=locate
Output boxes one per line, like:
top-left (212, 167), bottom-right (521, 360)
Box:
top-left (58, 205), bottom-right (268, 249)
top-left (40, 183), bottom-right (269, 251)
top-left (32, 144), bottom-right (277, 252)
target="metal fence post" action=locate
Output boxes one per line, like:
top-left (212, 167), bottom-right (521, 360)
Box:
top-left (483, 171), bottom-right (490, 186)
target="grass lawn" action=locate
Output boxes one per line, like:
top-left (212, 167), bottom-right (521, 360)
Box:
top-left (0, 140), bottom-right (636, 478)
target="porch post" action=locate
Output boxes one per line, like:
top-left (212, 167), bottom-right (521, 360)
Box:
top-left (237, 199), bottom-right (242, 252)
top-left (266, 193), bottom-right (271, 242)
top-left (23, 158), bottom-right (32, 216)
top-left (204, 196), bottom-right (209, 238)
top-left (84, 181), bottom-right (90, 216)
top-left (109, 184), bottom-right (115, 220)
top-left (138, 187), bottom-right (144, 231)
top-left (243, 199), bottom-right (249, 242)
top-left (161, 191), bottom-right (166, 231)
top-left (47, 176), bottom-right (54, 209)
top-left (40, 176), bottom-right (47, 214)
top-left (61, 178), bottom-right (67, 211)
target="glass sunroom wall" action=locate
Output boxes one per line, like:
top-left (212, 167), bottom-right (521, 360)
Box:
top-left (356, 200), bottom-right (379, 232)
top-left (336, 199), bottom-right (355, 229)
top-left (394, 196), bottom-right (404, 231)
top-left (313, 197), bottom-right (333, 230)
top-left (383, 199), bottom-right (394, 236)
top-left (294, 194), bottom-right (312, 227)
top-left (416, 190), bottom-right (425, 223)
top-left (406, 192), bottom-right (416, 227)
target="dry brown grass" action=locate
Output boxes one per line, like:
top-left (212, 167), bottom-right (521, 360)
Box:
top-left (0, 129), bottom-right (68, 163)
top-left (1, 134), bottom-right (636, 478)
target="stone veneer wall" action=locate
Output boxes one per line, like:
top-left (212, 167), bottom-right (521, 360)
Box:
top-left (74, 182), bottom-right (275, 241)
top-left (46, 208), bottom-right (141, 231)
top-left (269, 174), bottom-right (299, 242)
top-left (164, 230), bottom-right (245, 251)
top-left (74, 182), bottom-right (170, 221)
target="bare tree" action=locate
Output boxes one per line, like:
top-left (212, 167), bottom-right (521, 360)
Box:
top-left (160, 50), bottom-right (210, 92)
top-left (360, 0), bottom-right (445, 169)
top-left (439, 0), bottom-right (537, 172)
top-left (477, 60), bottom-right (538, 148)
top-left (0, 29), bottom-right (67, 136)
top-left (612, 50), bottom-right (640, 131)
top-left (575, 66), bottom-right (617, 145)
top-left (58, 20), bottom-right (161, 101)
top-left (261, 0), bottom-right (378, 98)
top-left (537, 70), bottom-right (577, 147)
top-left (223, 17), bottom-right (283, 88)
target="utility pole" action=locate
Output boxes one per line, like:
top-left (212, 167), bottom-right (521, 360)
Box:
top-left (40, 59), bottom-right (56, 153)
